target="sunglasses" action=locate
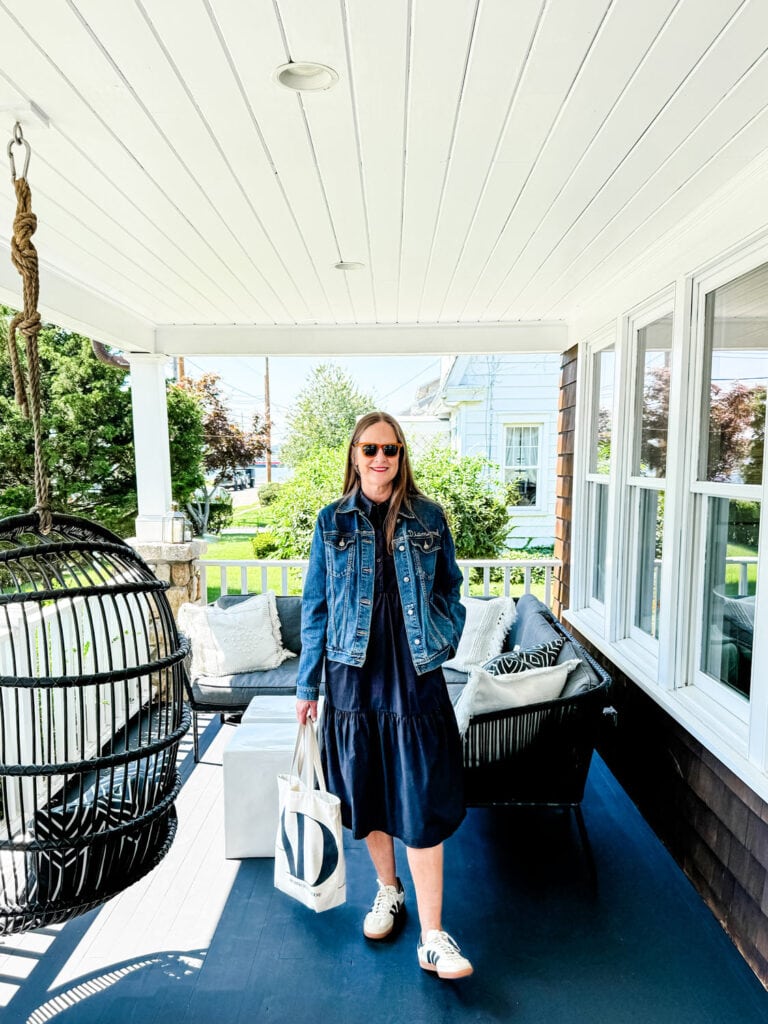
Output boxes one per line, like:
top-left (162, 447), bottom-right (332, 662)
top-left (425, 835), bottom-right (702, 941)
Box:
top-left (353, 442), bottom-right (403, 457)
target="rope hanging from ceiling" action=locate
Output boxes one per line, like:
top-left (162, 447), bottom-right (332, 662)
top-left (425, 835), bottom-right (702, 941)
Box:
top-left (0, 123), bottom-right (190, 935)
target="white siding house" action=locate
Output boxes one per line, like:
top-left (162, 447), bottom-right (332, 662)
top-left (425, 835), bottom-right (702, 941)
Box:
top-left (435, 354), bottom-right (561, 549)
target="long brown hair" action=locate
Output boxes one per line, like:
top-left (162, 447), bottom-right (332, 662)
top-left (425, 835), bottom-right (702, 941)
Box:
top-left (342, 411), bottom-right (424, 551)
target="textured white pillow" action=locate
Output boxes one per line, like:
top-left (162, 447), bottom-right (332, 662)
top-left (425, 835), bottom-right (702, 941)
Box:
top-left (442, 597), bottom-right (516, 672)
top-left (453, 659), bottom-right (580, 735)
top-left (178, 592), bottom-right (296, 678)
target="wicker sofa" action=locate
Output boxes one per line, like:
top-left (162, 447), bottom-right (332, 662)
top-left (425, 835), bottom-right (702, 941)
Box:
top-left (182, 593), bottom-right (613, 812)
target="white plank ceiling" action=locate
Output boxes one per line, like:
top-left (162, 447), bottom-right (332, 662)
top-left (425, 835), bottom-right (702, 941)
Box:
top-left (0, 0), bottom-right (765, 353)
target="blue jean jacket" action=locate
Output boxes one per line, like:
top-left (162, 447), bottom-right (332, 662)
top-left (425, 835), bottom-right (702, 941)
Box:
top-left (295, 492), bottom-right (466, 701)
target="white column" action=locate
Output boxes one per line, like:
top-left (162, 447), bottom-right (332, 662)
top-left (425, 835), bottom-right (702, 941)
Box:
top-left (129, 353), bottom-right (172, 542)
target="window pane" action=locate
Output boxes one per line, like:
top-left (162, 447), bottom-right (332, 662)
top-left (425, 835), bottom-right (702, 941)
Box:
top-left (591, 348), bottom-right (615, 475)
top-left (635, 316), bottom-right (673, 478)
top-left (701, 262), bottom-right (768, 484)
top-left (700, 497), bottom-right (759, 698)
top-left (634, 489), bottom-right (664, 639)
top-left (504, 425), bottom-right (539, 506)
top-left (591, 482), bottom-right (609, 603)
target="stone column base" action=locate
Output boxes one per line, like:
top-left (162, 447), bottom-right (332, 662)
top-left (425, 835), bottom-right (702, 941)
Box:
top-left (127, 538), bottom-right (208, 619)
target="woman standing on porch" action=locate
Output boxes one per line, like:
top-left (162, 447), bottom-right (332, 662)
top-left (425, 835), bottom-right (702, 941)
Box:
top-left (295, 411), bottom-right (473, 980)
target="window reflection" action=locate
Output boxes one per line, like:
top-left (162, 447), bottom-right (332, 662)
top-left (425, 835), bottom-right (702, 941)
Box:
top-left (592, 348), bottom-right (615, 475)
top-left (700, 497), bottom-right (759, 699)
top-left (702, 263), bottom-right (768, 485)
top-left (634, 490), bottom-right (663, 640)
top-left (636, 316), bottom-right (673, 478)
top-left (591, 482), bottom-right (609, 603)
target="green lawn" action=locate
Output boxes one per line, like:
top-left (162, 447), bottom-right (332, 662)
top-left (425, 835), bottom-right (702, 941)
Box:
top-left (231, 503), bottom-right (272, 528)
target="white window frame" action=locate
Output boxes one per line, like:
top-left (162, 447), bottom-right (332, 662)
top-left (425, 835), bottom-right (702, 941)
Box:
top-left (682, 247), bottom-right (768, 758)
top-left (500, 419), bottom-right (546, 514)
top-left (621, 292), bottom-right (676, 663)
top-left (569, 232), bottom-right (768, 797)
top-left (572, 323), bottom-right (618, 634)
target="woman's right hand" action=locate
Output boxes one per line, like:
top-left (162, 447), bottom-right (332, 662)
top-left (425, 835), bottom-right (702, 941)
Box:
top-left (296, 699), bottom-right (319, 724)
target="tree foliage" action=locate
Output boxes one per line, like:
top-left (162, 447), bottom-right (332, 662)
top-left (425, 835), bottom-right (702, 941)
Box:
top-left (0, 317), bottom-right (204, 536)
top-left (266, 440), bottom-right (515, 560)
top-left (175, 372), bottom-right (269, 535)
top-left (281, 364), bottom-right (375, 467)
top-left (413, 443), bottom-right (514, 559)
top-left (269, 446), bottom-right (347, 557)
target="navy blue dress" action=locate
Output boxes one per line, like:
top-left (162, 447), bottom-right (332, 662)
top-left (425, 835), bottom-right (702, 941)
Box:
top-left (321, 494), bottom-right (465, 849)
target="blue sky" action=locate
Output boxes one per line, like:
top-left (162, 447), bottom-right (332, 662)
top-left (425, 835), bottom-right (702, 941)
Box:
top-left (180, 355), bottom-right (443, 444)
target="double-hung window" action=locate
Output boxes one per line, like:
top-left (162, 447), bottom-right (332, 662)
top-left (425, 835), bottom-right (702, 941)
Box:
top-left (690, 261), bottom-right (768, 720)
top-left (579, 331), bottom-right (616, 623)
top-left (504, 425), bottom-right (541, 507)
top-left (626, 308), bottom-right (674, 651)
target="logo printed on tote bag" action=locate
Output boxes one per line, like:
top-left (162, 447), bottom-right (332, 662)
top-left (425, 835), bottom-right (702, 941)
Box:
top-left (280, 808), bottom-right (339, 887)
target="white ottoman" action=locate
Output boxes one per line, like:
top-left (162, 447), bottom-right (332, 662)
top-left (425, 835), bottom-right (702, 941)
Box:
top-left (223, 721), bottom-right (297, 859)
top-left (242, 694), bottom-right (325, 724)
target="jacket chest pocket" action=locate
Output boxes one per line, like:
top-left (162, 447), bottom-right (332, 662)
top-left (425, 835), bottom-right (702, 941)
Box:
top-left (323, 532), bottom-right (356, 577)
top-left (407, 531), bottom-right (441, 579)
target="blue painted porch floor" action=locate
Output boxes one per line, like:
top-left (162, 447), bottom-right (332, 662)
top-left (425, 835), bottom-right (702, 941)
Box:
top-left (2, 716), bottom-right (767, 1024)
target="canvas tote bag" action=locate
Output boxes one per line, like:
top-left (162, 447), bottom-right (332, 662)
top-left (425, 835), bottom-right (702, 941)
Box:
top-left (274, 721), bottom-right (346, 912)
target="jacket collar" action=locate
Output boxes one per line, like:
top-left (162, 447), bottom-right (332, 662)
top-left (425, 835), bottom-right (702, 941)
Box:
top-left (336, 488), bottom-right (416, 518)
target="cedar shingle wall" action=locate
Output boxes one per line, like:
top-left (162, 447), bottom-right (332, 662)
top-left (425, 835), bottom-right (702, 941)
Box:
top-left (553, 346), bottom-right (577, 618)
top-left (555, 344), bottom-right (768, 988)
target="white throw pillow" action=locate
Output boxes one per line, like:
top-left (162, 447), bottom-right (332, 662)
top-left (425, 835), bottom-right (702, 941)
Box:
top-left (442, 597), bottom-right (516, 672)
top-left (178, 592), bottom-right (296, 678)
top-left (453, 659), bottom-right (580, 736)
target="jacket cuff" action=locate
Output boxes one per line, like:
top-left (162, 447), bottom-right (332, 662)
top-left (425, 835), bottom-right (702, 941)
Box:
top-left (296, 685), bottom-right (319, 702)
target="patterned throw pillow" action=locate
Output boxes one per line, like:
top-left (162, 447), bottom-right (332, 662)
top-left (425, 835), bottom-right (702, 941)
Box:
top-left (482, 636), bottom-right (564, 676)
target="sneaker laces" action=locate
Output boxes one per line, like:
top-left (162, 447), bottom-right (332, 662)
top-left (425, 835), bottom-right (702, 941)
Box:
top-left (371, 880), bottom-right (399, 915)
top-left (427, 930), bottom-right (462, 958)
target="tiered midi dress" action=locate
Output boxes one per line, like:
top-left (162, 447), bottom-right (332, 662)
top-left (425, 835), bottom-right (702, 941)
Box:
top-left (321, 495), bottom-right (465, 849)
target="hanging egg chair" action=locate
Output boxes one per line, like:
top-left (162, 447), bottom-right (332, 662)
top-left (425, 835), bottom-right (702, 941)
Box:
top-left (0, 124), bottom-right (189, 934)
top-left (0, 513), bottom-right (190, 934)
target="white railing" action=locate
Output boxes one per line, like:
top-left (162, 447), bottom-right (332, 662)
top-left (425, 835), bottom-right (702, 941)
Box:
top-left (726, 556), bottom-right (757, 596)
top-left (199, 557), bottom-right (562, 605)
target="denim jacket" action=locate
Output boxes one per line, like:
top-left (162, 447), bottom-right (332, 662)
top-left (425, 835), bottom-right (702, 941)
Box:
top-left (295, 491), bottom-right (466, 701)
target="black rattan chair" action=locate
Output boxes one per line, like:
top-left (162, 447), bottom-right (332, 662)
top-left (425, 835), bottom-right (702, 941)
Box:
top-left (461, 612), bottom-right (614, 880)
top-left (0, 513), bottom-right (190, 935)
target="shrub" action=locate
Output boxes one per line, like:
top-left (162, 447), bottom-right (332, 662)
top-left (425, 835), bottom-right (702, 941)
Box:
top-left (258, 482), bottom-right (283, 506)
top-left (413, 443), bottom-right (513, 559)
top-left (251, 531), bottom-right (280, 558)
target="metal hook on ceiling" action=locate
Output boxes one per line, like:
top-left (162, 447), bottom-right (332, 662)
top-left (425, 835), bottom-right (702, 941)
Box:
top-left (7, 121), bottom-right (31, 182)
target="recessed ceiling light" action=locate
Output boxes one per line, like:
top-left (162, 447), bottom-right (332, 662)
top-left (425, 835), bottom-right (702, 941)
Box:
top-left (275, 62), bottom-right (339, 92)
top-left (334, 261), bottom-right (365, 271)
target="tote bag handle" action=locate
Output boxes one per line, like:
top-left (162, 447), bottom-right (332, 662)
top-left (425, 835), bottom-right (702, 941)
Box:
top-left (289, 721), bottom-right (327, 794)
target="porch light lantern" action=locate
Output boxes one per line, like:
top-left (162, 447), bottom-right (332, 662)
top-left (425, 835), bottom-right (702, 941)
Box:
top-left (162, 502), bottom-right (186, 545)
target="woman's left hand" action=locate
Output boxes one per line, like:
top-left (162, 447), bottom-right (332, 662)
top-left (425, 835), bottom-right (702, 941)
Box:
top-left (296, 699), bottom-right (319, 724)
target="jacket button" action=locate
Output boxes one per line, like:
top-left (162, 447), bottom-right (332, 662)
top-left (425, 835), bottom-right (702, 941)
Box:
top-left (403, 576), bottom-right (410, 583)
top-left (414, 638), bottom-right (421, 645)
top-left (398, 544), bottom-right (405, 551)
top-left (408, 609), bottom-right (414, 615)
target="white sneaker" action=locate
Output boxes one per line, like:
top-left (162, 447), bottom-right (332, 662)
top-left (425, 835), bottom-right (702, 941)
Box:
top-left (417, 929), bottom-right (474, 979)
top-left (363, 877), bottom-right (405, 940)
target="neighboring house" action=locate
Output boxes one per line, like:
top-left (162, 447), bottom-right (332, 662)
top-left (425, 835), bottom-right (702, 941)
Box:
top-left (410, 354), bottom-right (561, 549)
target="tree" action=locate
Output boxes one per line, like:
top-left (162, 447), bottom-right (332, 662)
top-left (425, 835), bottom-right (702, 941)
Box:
top-left (175, 372), bottom-right (269, 535)
top-left (281, 363), bottom-right (375, 466)
top-left (413, 443), bottom-right (514, 559)
top-left (0, 318), bottom-right (205, 536)
top-left (269, 446), bottom-right (347, 557)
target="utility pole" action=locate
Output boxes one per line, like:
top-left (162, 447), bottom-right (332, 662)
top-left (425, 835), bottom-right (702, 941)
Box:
top-left (177, 356), bottom-right (186, 380)
top-left (264, 356), bottom-right (272, 483)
